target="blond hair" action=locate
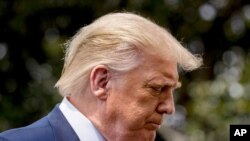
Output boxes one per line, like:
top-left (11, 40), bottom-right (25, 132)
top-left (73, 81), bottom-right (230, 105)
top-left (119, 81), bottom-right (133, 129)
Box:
top-left (55, 12), bottom-right (202, 96)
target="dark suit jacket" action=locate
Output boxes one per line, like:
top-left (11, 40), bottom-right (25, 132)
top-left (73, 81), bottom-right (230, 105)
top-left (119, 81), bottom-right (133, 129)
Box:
top-left (0, 105), bottom-right (80, 141)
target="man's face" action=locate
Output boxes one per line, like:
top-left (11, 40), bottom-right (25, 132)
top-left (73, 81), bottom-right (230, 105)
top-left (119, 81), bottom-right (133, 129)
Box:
top-left (103, 51), bottom-right (179, 141)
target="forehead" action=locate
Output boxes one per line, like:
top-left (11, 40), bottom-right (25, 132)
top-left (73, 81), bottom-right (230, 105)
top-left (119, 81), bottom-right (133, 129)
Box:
top-left (137, 49), bottom-right (179, 82)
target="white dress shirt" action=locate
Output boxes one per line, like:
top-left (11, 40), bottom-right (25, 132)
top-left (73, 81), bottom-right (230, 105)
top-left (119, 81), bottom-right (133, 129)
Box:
top-left (59, 97), bottom-right (105, 141)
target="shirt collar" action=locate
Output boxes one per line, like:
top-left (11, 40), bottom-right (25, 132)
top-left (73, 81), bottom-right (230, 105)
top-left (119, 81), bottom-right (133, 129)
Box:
top-left (59, 97), bottom-right (105, 141)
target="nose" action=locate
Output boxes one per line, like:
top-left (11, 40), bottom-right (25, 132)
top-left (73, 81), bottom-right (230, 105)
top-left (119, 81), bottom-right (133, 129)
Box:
top-left (156, 93), bottom-right (175, 115)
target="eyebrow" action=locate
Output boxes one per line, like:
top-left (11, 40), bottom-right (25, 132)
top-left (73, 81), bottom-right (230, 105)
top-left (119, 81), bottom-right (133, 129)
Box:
top-left (162, 80), bottom-right (182, 89)
top-left (175, 81), bottom-right (182, 88)
top-left (145, 78), bottom-right (182, 89)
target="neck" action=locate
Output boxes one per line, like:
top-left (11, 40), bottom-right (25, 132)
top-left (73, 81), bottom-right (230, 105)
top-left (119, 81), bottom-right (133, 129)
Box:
top-left (94, 124), bottom-right (156, 141)
top-left (67, 92), bottom-right (98, 120)
top-left (67, 94), bottom-right (156, 141)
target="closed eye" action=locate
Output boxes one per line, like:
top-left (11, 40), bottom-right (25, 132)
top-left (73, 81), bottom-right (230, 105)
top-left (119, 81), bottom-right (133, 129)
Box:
top-left (151, 85), bottom-right (164, 93)
top-left (151, 82), bottom-right (181, 94)
top-left (144, 81), bottom-right (182, 95)
top-left (150, 85), bottom-right (170, 95)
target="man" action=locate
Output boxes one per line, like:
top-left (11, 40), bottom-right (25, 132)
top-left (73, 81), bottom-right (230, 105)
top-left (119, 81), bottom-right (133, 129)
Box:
top-left (0, 12), bottom-right (202, 141)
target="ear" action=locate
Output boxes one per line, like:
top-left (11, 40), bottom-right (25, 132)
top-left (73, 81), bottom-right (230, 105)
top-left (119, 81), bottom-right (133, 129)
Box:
top-left (90, 65), bottom-right (111, 100)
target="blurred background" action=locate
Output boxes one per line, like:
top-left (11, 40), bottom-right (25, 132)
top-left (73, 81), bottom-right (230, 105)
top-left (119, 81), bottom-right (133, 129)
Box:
top-left (0, 0), bottom-right (250, 141)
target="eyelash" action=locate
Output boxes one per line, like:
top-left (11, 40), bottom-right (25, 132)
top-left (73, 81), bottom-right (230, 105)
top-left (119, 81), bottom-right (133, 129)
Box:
top-left (150, 85), bottom-right (177, 95)
top-left (151, 86), bottom-right (166, 94)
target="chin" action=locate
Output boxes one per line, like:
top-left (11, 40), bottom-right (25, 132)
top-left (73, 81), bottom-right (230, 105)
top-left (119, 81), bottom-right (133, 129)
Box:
top-left (117, 129), bottom-right (156, 141)
top-left (143, 131), bottom-right (156, 141)
top-left (136, 129), bottom-right (156, 141)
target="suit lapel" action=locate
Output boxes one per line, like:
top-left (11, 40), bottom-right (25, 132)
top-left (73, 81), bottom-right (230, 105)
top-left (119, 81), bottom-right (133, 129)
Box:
top-left (47, 105), bottom-right (80, 141)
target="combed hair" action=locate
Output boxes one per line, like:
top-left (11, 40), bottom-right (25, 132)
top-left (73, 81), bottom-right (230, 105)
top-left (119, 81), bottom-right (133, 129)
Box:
top-left (55, 12), bottom-right (202, 96)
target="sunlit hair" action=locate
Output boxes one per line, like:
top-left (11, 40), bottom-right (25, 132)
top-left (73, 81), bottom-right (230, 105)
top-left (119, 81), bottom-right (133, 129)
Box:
top-left (55, 12), bottom-right (202, 96)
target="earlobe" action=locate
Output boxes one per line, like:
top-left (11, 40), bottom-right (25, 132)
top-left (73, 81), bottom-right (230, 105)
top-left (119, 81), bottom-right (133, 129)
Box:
top-left (90, 65), bottom-right (111, 100)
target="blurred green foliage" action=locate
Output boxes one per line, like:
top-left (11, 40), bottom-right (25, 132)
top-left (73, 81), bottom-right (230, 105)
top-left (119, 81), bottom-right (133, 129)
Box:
top-left (0, 0), bottom-right (250, 141)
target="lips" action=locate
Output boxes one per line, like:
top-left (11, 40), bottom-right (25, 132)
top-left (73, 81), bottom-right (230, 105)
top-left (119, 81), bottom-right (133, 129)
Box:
top-left (145, 120), bottom-right (162, 130)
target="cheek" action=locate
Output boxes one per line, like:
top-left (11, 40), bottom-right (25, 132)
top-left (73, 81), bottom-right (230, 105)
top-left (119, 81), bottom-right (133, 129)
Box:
top-left (108, 79), bottom-right (159, 129)
top-left (116, 90), bottom-right (158, 128)
top-left (133, 92), bottom-right (158, 118)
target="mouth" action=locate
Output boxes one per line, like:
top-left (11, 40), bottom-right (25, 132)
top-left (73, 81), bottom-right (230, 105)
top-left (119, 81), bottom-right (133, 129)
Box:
top-left (145, 121), bottom-right (162, 130)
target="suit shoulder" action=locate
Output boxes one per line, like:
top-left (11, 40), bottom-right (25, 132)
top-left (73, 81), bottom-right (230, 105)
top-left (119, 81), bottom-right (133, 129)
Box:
top-left (0, 116), bottom-right (54, 141)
